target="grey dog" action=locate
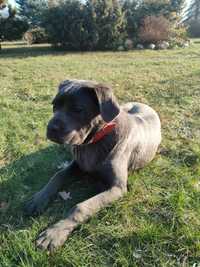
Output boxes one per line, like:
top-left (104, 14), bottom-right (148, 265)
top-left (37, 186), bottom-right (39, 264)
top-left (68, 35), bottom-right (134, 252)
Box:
top-left (24, 79), bottom-right (161, 251)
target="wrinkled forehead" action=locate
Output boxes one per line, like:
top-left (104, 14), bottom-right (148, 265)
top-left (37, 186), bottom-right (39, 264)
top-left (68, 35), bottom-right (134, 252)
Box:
top-left (58, 81), bottom-right (80, 95)
top-left (52, 81), bottom-right (96, 107)
top-left (58, 79), bottom-right (98, 94)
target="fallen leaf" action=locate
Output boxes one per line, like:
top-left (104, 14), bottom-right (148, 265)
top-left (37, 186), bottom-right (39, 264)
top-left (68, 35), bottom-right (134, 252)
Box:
top-left (57, 161), bottom-right (70, 169)
top-left (133, 250), bottom-right (142, 259)
top-left (58, 191), bottom-right (71, 201)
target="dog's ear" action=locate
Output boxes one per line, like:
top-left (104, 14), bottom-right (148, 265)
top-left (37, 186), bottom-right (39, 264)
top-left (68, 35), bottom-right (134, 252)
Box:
top-left (58, 80), bottom-right (72, 92)
top-left (91, 84), bottom-right (120, 122)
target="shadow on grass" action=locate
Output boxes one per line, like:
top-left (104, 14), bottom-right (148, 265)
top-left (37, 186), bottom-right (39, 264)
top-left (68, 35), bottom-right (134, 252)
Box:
top-left (0, 145), bottom-right (98, 231)
top-left (0, 43), bottom-right (121, 59)
top-left (0, 43), bottom-right (88, 59)
top-left (0, 44), bottom-right (74, 59)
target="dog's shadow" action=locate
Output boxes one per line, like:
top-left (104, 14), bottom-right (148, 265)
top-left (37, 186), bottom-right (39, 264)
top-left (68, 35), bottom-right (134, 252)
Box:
top-left (0, 145), bottom-right (98, 231)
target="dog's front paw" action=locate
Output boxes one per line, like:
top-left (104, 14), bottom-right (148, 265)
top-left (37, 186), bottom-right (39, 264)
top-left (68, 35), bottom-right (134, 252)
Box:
top-left (24, 190), bottom-right (50, 216)
top-left (36, 225), bottom-right (70, 252)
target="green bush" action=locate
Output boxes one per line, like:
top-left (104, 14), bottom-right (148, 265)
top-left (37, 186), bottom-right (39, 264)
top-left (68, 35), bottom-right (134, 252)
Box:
top-left (169, 24), bottom-right (188, 47)
top-left (42, 0), bottom-right (94, 50)
top-left (42, 0), bottom-right (125, 51)
top-left (40, 0), bottom-right (187, 51)
top-left (138, 16), bottom-right (171, 44)
top-left (0, 17), bottom-right (28, 41)
top-left (87, 0), bottom-right (126, 50)
top-left (23, 27), bottom-right (49, 44)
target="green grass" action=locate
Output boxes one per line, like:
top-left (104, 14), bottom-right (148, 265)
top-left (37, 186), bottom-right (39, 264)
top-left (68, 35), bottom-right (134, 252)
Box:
top-left (0, 40), bottom-right (200, 267)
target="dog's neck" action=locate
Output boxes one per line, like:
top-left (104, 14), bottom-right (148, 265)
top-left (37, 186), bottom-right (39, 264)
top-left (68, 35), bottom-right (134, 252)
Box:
top-left (91, 121), bottom-right (117, 144)
top-left (84, 113), bottom-right (120, 145)
top-left (71, 111), bottom-right (126, 172)
top-left (71, 117), bottom-right (119, 172)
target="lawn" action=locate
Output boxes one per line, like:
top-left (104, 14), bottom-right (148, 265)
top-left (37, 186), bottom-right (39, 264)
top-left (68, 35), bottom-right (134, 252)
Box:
top-left (0, 40), bottom-right (200, 267)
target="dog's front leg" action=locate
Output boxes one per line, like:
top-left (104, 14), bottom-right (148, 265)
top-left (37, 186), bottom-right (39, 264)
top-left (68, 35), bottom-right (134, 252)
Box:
top-left (36, 164), bottom-right (127, 251)
top-left (24, 161), bottom-right (79, 215)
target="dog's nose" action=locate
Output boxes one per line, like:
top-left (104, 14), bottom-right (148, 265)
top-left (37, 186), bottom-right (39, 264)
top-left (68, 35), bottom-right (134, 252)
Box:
top-left (48, 117), bottom-right (64, 132)
top-left (47, 120), bottom-right (63, 136)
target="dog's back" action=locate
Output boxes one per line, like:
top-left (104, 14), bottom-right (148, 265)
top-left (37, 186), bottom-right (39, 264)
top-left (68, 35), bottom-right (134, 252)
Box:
top-left (122, 102), bottom-right (161, 170)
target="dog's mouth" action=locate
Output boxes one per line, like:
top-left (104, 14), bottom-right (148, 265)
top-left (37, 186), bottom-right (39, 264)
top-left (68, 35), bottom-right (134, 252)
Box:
top-left (46, 117), bottom-right (104, 146)
top-left (47, 134), bottom-right (64, 145)
top-left (47, 130), bottom-right (83, 146)
top-left (64, 135), bottom-right (82, 146)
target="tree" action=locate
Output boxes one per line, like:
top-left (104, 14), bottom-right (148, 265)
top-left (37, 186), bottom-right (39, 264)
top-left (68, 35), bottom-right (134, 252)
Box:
top-left (48, 0), bottom-right (61, 8)
top-left (169, 0), bottom-right (185, 14)
top-left (43, 0), bottom-right (125, 51)
top-left (184, 0), bottom-right (200, 37)
top-left (0, 0), bottom-right (17, 50)
top-left (122, 0), bottom-right (141, 39)
top-left (122, 0), bottom-right (185, 40)
top-left (16, 0), bottom-right (48, 27)
top-left (43, 0), bottom-right (94, 50)
top-left (86, 0), bottom-right (126, 50)
top-left (0, 17), bottom-right (28, 41)
top-left (185, 0), bottom-right (200, 21)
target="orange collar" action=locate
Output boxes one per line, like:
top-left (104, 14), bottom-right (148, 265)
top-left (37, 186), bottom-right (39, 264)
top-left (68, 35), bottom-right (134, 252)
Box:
top-left (91, 121), bottom-right (117, 144)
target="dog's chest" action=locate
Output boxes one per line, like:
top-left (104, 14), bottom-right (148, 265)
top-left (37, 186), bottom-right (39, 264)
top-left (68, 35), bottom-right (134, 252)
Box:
top-left (71, 145), bottom-right (99, 172)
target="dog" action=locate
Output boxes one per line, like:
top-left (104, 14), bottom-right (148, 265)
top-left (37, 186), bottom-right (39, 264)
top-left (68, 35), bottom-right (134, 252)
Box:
top-left (24, 79), bottom-right (161, 251)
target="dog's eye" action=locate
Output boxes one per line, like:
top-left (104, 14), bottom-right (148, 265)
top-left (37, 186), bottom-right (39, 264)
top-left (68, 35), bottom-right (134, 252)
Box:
top-left (71, 107), bottom-right (83, 113)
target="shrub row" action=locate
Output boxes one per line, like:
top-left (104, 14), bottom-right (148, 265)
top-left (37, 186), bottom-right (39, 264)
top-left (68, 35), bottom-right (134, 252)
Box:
top-left (38, 0), bottom-right (187, 50)
top-left (1, 0), bottom-right (187, 50)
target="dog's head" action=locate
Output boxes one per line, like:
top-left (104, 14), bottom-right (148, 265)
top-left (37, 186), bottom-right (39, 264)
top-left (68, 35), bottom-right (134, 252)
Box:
top-left (47, 80), bottom-right (120, 145)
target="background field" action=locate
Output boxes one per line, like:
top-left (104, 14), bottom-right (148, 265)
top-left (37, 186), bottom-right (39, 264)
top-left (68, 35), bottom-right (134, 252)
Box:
top-left (0, 41), bottom-right (200, 267)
